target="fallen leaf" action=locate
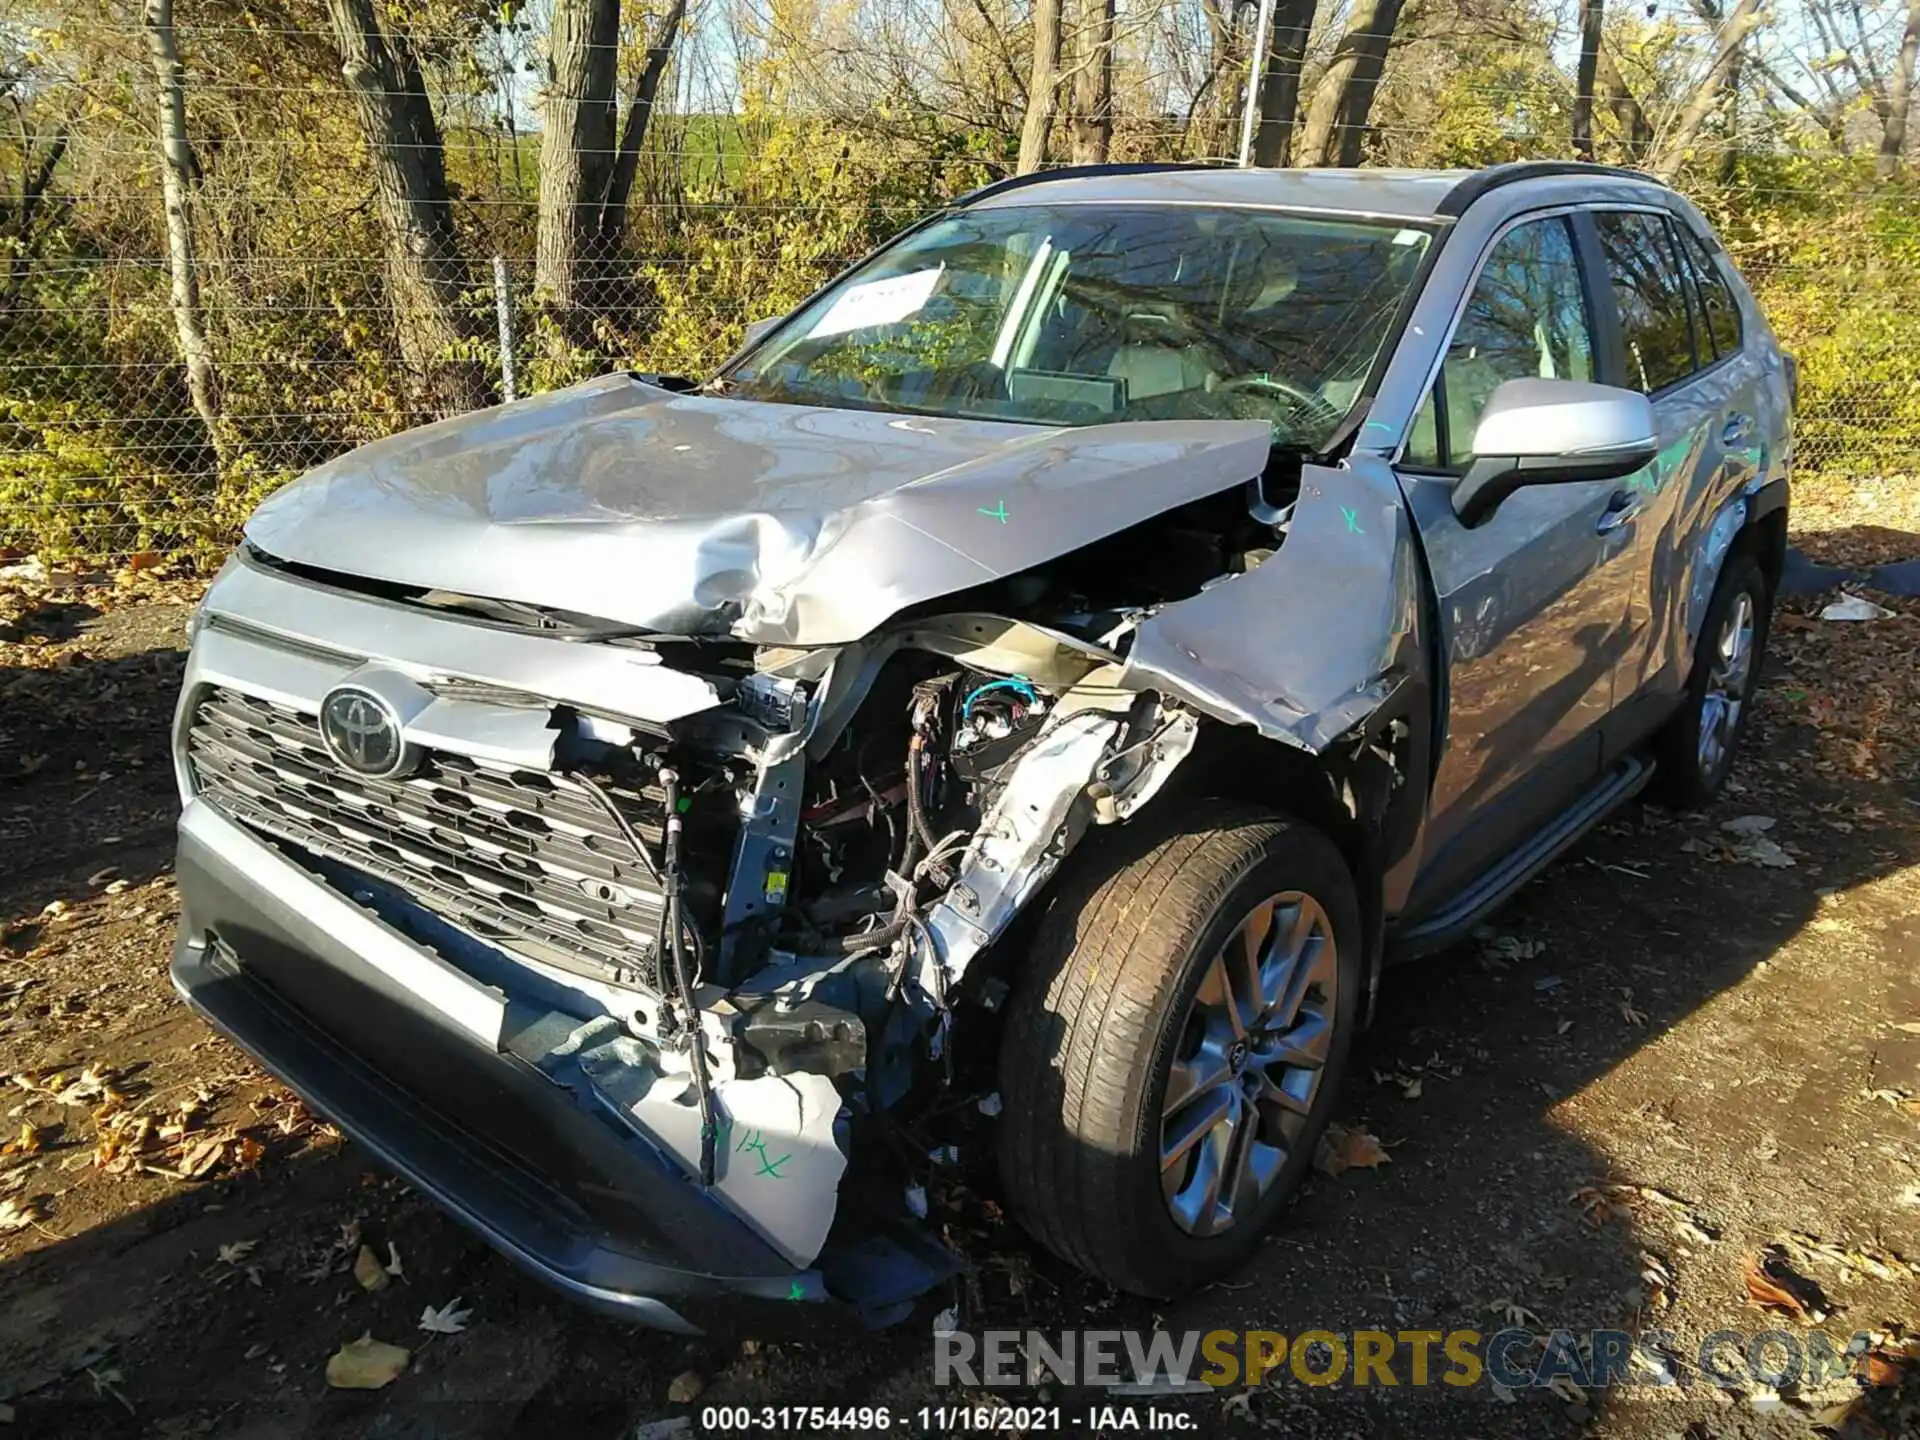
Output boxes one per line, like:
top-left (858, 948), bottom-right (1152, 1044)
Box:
top-left (353, 1244), bottom-right (390, 1293)
top-left (1892, 1021), bottom-right (1920, 1035)
top-left (325, 1333), bottom-right (409, 1390)
top-left (1315, 1124), bottom-right (1391, 1176)
top-left (2, 1121), bottom-right (43, 1156)
top-left (179, 1136), bottom-right (228, 1178)
top-left (666, 1370), bottom-right (705, 1404)
top-left (124, 551), bottom-right (162, 573)
top-left (384, 1241), bottom-right (405, 1281)
top-left (1728, 835), bottom-right (1797, 869)
top-left (1743, 1250), bottom-right (1829, 1323)
top-left (418, 1298), bottom-right (471, 1335)
top-left (217, 1239), bottom-right (257, 1265)
top-left (1720, 815), bottom-right (1777, 836)
top-left (1864, 1348), bottom-right (1912, 1387)
top-left (0, 1195), bottom-right (43, 1231)
top-left (1617, 989), bottom-right (1648, 1027)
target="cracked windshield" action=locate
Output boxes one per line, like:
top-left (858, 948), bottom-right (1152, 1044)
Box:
top-left (724, 205), bottom-right (1432, 450)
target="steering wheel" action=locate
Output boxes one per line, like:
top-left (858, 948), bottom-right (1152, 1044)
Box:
top-left (1215, 373), bottom-right (1343, 430)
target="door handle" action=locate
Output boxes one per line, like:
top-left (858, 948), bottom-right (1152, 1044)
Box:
top-left (1596, 489), bottom-right (1641, 534)
top-left (1722, 412), bottom-right (1755, 446)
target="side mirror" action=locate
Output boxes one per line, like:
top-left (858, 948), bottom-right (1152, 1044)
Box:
top-left (740, 315), bottom-right (782, 350)
top-left (1451, 378), bottom-right (1657, 527)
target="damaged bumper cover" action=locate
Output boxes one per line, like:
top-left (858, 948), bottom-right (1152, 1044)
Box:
top-left (169, 801), bottom-right (911, 1334)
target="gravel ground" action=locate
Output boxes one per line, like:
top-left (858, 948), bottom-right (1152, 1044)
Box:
top-left (2, 513), bottom-right (1918, 1439)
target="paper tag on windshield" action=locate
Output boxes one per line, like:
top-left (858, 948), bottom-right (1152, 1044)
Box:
top-left (809, 267), bottom-right (943, 339)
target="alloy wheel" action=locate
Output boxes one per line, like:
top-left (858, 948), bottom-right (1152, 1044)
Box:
top-left (1159, 892), bottom-right (1338, 1237)
top-left (1697, 589), bottom-right (1755, 779)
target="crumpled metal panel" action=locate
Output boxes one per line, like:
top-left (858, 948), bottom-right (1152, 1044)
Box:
top-left (1119, 458), bottom-right (1425, 753)
top-left (245, 374), bottom-right (1274, 646)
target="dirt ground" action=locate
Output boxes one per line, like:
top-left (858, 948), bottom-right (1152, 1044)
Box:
top-left (3, 479), bottom-right (1919, 1439)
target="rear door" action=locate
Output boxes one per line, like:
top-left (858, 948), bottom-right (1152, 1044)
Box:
top-left (1588, 208), bottom-right (1764, 745)
top-left (1395, 212), bottom-right (1639, 911)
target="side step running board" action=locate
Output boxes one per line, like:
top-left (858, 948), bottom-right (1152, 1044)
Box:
top-left (1389, 755), bottom-right (1654, 961)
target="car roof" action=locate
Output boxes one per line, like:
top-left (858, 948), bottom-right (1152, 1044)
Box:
top-left (959, 162), bottom-right (1674, 223)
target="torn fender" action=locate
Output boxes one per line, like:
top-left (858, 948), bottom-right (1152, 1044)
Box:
top-left (1119, 459), bottom-right (1426, 754)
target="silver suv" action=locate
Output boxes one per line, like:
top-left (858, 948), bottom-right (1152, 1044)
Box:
top-left (170, 161), bottom-right (1792, 1328)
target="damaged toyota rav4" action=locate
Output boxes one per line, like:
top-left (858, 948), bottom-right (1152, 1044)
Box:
top-left (170, 162), bottom-right (1792, 1330)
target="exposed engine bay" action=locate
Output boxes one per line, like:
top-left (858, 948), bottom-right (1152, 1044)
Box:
top-left (502, 485), bottom-right (1278, 1269)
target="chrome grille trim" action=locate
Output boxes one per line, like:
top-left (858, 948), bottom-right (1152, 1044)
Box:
top-left (187, 686), bottom-right (667, 990)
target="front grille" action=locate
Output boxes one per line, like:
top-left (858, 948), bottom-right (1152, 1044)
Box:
top-left (187, 686), bottom-right (668, 990)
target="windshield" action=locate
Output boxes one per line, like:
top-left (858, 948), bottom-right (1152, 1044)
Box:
top-left (723, 204), bottom-right (1432, 451)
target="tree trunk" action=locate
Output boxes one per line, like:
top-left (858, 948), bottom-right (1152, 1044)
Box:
top-left (1877, 0), bottom-right (1920, 180)
top-left (1068, 0), bottom-right (1114, 164)
top-left (1017, 0), bottom-right (1063, 173)
top-left (1, 126), bottom-right (68, 308)
top-left (1250, 0), bottom-right (1318, 166)
top-left (599, 0), bottom-right (690, 238)
top-left (1595, 43), bottom-right (1654, 161)
top-left (1294, 0), bottom-right (1407, 166)
top-left (142, 0), bottom-right (225, 468)
top-left (536, 0), bottom-right (619, 331)
top-left (1573, 0), bottom-right (1603, 160)
top-left (325, 0), bottom-right (488, 417)
top-left (1651, 0), bottom-right (1763, 179)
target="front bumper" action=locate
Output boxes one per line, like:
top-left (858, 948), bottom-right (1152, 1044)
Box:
top-left (169, 800), bottom-right (839, 1335)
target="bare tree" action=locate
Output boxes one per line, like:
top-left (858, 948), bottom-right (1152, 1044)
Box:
top-left (1068, 0), bottom-right (1114, 164)
top-left (537, 0), bottom-right (689, 342)
top-left (603, 0), bottom-right (689, 237)
top-left (1295, 0), bottom-right (1410, 166)
top-left (142, 0), bottom-right (225, 465)
top-left (1573, 0), bottom-right (1603, 160)
top-left (1017, 0), bottom-right (1063, 172)
top-left (1651, 0), bottom-right (1764, 179)
top-left (1249, 0), bottom-right (1319, 166)
top-left (324, 0), bottom-right (489, 416)
top-left (1879, 0), bottom-right (1920, 179)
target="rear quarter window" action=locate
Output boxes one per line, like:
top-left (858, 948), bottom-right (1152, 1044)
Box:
top-left (1677, 225), bottom-right (1743, 359)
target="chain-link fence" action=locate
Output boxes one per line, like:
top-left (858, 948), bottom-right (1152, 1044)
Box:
top-left (2, 2), bottom-right (1917, 569)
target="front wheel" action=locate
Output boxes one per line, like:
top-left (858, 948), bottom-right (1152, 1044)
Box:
top-left (996, 806), bottom-right (1362, 1297)
top-left (1652, 551), bottom-right (1771, 808)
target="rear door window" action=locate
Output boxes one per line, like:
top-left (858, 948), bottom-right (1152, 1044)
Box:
top-left (1594, 210), bottom-right (1699, 393)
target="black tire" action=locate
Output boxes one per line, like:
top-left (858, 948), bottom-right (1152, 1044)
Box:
top-left (1651, 550), bottom-right (1771, 808)
top-left (996, 804), bottom-right (1362, 1298)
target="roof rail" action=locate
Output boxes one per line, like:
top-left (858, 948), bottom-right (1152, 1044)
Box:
top-left (1436, 161), bottom-right (1666, 217)
top-left (949, 161), bottom-right (1226, 210)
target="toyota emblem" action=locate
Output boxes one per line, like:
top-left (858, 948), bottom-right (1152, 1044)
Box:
top-left (319, 686), bottom-right (413, 778)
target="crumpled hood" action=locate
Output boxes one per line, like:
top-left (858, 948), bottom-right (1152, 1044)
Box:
top-left (246, 373), bottom-right (1272, 644)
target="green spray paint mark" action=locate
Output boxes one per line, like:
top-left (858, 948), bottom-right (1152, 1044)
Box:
top-left (1341, 507), bottom-right (1362, 535)
top-left (735, 1127), bottom-right (792, 1178)
top-left (978, 500), bottom-right (1010, 524)
top-left (788, 1280), bottom-right (807, 1301)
